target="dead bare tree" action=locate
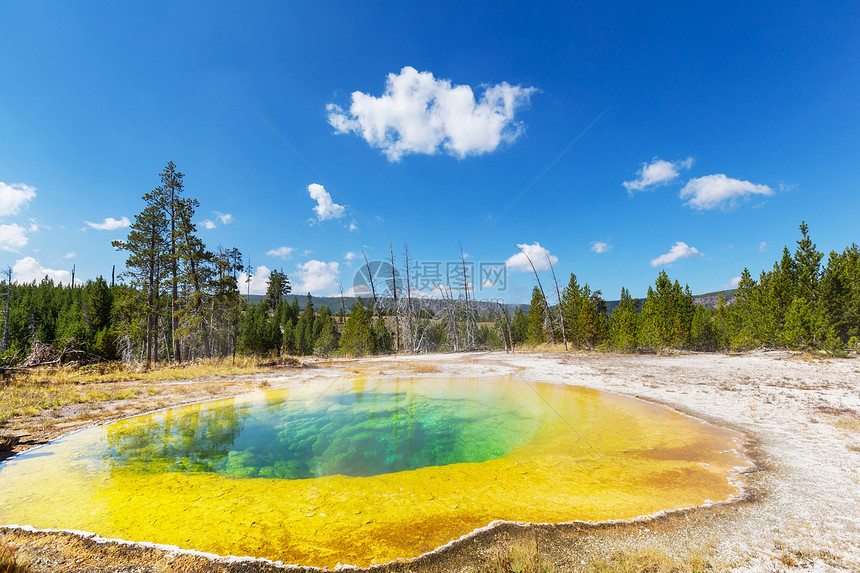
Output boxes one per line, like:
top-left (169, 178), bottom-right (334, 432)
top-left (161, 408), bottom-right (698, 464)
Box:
top-left (389, 242), bottom-right (400, 353)
top-left (440, 284), bottom-right (460, 351)
top-left (545, 252), bottom-right (568, 351)
top-left (404, 242), bottom-right (415, 352)
top-left (460, 244), bottom-right (476, 349)
top-left (361, 250), bottom-right (378, 317)
top-left (496, 301), bottom-right (514, 353)
top-left (519, 246), bottom-right (556, 344)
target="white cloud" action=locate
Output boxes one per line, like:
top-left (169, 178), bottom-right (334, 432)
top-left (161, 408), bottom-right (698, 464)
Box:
top-left (13, 256), bottom-right (71, 285)
top-left (623, 157), bottom-right (693, 194)
top-left (728, 276), bottom-right (742, 288)
top-left (348, 219), bottom-right (358, 232)
top-left (650, 242), bottom-right (703, 267)
top-left (0, 223), bottom-right (31, 252)
top-left (294, 260), bottom-right (340, 294)
top-left (505, 242), bottom-right (558, 273)
top-left (680, 174), bottom-right (773, 211)
top-left (86, 216), bottom-right (130, 231)
top-left (64, 251), bottom-right (76, 259)
top-left (216, 212), bottom-right (233, 225)
top-left (327, 66), bottom-right (537, 161)
top-left (590, 240), bottom-right (612, 254)
top-left (237, 265), bottom-right (271, 296)
top-left (267, 246), bottom-right (294, 259)
top-left (308, 183), bottom-right (346, 222)
top-left (758, 241), bottom-right (768, 252)
top-left (0, 182), bottom-right (37, 217)
top-left (344, 251), bottom-right (358, 261)
top-left (200, 219), bottom-right (217, 230)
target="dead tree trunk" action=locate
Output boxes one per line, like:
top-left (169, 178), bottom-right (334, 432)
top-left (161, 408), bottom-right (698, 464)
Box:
top-left (460, 245), bottom-right (476, 349)
top-left (362, 251), bottom-right (378, 318)
top-left (546, 253), bottom-right (568, 351)
top-left (404, 243), bottom-right (415, 352)
top-left (497, 301), bottom-right (514, 354)
top-left (389, 242), bottom-right (400, 353)
top-left (519, 247), bottom-right (556, 344)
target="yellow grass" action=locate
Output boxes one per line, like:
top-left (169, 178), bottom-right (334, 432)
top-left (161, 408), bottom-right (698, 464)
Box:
top-left (584, 548), bottom-right (717, 573)
top-left (0, 356), bottom-right (272, 427)
top-left (0, 540), bottom-right (29, 573)
top-left (479, 540), bottom-right (555, 573)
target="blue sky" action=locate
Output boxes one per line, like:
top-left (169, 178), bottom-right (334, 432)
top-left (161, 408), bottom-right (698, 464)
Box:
top-left (1, 1), bottom-right (858, 303)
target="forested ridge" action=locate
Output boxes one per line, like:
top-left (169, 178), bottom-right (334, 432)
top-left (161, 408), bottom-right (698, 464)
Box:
top-left (1, 164), bottom-right (858, 367)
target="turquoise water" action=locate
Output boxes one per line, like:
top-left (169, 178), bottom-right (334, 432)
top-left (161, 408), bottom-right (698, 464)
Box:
top-left (101, 377), bottom-right (544, 479)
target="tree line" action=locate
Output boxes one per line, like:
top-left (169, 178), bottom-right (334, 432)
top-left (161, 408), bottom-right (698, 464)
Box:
top-left (516, 222), bottom-right (859, 353)
top-left (1, 163), bottom-right (857, 365)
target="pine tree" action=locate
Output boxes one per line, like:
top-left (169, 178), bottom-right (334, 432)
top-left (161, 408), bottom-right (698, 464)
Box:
top-left (729, 268), bottom-right (757, 350)
top-left (112, 201), bottom-right (168, 367)
top-left (527, 286), bottom-right (546, 345)
top-left (511, 306), bottom-right (529, 345)
top-left (561, 273), bottom-right (583, 348)
top-left (609, 287), bottom-right (639, 352)
top-left (146, 161), bottom-right (187, 363)
top-left (266, 269), bottom-right (291, 311)
top-left (794, 221), bottom-right (824, 303)
top-left (340, 299), bottom-right (374, 356)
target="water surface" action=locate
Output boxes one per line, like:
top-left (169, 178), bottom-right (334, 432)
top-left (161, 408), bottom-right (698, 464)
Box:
top-left (0, 376), bottom-right (749, 567)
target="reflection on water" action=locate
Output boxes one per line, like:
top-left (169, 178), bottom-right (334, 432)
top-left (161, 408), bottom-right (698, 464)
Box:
top-left (103, 380), bottom-right (541, 479)
top-left (0, 376), bottom-right (751, 568)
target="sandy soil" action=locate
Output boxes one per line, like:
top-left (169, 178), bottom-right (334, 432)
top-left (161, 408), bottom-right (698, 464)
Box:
top-left (1, 351), bottom-right (859, 572)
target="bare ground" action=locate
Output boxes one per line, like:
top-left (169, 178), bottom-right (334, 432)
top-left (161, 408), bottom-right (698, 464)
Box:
top-left (1, 351), bottom-right (859, 572)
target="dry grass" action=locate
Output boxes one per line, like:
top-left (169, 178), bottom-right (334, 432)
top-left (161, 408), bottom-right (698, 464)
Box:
top-left (12, 355), bottom-right (267, 386)
top-left (0, 356), bottom-right (272, 428)
top-left (478, 540), bottom-right (555, 573)
top-left (0, 381), bottom-right (143, 426)
top-left (0, 541), bottom-right (29, 573)
top-left (583, 547), bottom-right (718, 573)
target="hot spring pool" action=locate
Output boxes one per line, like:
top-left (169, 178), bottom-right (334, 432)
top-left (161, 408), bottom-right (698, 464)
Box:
top-left (0, 376), bottom-right (749, 567)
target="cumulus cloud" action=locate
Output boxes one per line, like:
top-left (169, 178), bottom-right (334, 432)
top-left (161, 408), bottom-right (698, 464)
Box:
top-left (348, 219), bottom-right (358, 232)
top-left (650, 242), bottom-right (703, 267)
top-left (200, 219), bottom-right (217, 230)
top-left (623, 157), bottom-right (693, 194)
top-left (680, 174), bottom-right (773, 211)
top-left (0, 182), bottom-right (37, 217)
top-left (327, 66), bottom-right (537, 161)
top-left (267, 246), bottom-right (294, 259)
top-left (13, 256), bottom-right (71, 285)
top-left (308, 183), bottom-right (346, 222)
top-left (728, 276), bottom-right (742, 288)
top-left (344, 251), bottom-right (358, 261)
top-left (505, 242), bottom-right (558, 273)
top-left (64, 251), bottom-right (76, 259)
top-left (0, 223), bottom-right (31, 252)
top-left (215, 212), bottom-right (233, 225)
top-left (86, 216), bottom-right (130, 231)
top-left (758, 241), bottom-right (768, 252)
top-left (237, 265), bottom-right (271, 296)
top-left (294, 260), bottom-right (340, 294)
top-left (590, 240), bottom-right (612, 254)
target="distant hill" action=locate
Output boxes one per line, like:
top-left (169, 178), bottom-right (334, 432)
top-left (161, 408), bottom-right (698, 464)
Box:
top-left (242, 293), bottom-right (529, 319)
top-left (244, 288), bottom-right (737, 316)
